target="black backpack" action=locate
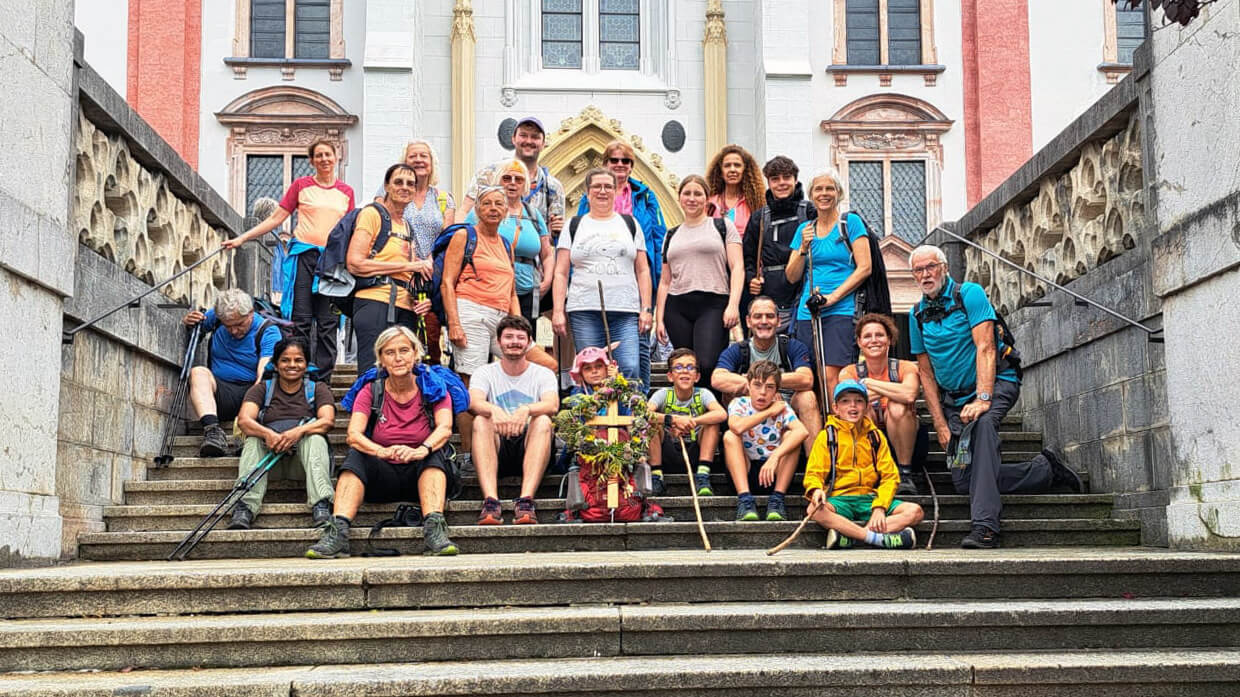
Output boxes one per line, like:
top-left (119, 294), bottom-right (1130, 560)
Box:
top-left (840, 214), bottom-right (892, 316)
top-left (662, 217), bottom-right (728, 265)
top-left (566, 213), bottom-right (637, 244)
top-left (313, 202), bottom-right (398, 317)
top-left (734, 335), bottom-right (793, 373)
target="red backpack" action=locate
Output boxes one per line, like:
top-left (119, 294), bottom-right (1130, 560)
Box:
top-left (571, 425), bottom-right (664, 523)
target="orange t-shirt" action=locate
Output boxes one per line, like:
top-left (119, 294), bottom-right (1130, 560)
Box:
top-left (838, 359), bottom-right (917, 414)
top-left (279, 176), bottom-right (356, 248)
top-left (453, 229), bottom-right (515, 312)
top-left (353, 206), bottom-right (415, 311)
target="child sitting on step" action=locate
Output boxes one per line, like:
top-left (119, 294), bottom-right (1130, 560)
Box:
top-left (722, 360), bottom-right (808, 522)
top-left (806, 380), bottom-right (924, 549)
top-left (647, 348), bottom-right (727, 497)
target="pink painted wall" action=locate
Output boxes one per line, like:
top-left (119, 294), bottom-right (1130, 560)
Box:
top-left (961, 0), bottom-right (1033, 206)
top-left (126, 0), bottom-right (202, 167)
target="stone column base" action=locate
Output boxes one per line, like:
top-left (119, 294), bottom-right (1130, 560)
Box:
top-left (0, 491), bottom-right (63, 565)
top-left (1166, 480), bottom-right (1240, 552)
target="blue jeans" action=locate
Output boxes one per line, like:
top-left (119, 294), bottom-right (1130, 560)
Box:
top-left (569, 311), bottom-right (640, 387)
top-left (638, 328), bottom-right (652, 392)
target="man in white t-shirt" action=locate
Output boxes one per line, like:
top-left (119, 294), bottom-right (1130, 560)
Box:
top-left (469, 315), bottom-right (560, 525)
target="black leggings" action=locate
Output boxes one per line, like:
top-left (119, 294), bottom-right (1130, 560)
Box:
top-left (293, 249), bottom-right (338, 379)
top-left (664, 291), bottom-right (729, 387)
top-left (352, 297), bottom-right (417, 375)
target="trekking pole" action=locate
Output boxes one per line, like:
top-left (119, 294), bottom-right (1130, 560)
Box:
top-left (168, 449), bottom-right (282, 561)
top-left (596, 281), bottom-right (613, 361)
top-left (155, 323), bottom-right (204, 466)
top-left (766, 500), bottom-right (821, 555)
top-left (922, 461), bottom-right (940, 551)
top-left (679, 436), bottom-right (712, 552)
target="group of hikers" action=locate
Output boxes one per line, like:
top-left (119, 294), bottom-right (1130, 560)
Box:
top-left (184, 116), bottom-right (1084, 558)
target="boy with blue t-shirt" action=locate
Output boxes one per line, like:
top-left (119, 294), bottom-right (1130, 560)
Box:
top-left (723, 360), bottom-right (808, 521)
top-left (647, 348), bottom-right (728, 496)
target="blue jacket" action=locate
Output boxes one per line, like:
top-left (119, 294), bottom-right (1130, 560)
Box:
top-left (576, 177), bottom-right (668, 290)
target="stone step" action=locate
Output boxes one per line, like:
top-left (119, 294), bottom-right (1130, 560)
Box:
top-left (2, 649), bottom-right (1239, 696)
top-left (6, 549), bottom-right (1237, 620)
top-left (76, 518), bottom-right (1141, 561)
top-left (3, 598), bottom-right (1237, 673)
top-left (103, 494), bottom-right (1116, 532)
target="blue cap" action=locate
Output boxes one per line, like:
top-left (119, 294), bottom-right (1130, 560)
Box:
top-left (833, 379), bottom-right (868, 401)
top-left (515, 116), bottom-right (545, 134)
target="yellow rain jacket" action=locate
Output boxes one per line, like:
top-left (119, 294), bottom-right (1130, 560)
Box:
top-left (803, 415), bottom-right (899, 511)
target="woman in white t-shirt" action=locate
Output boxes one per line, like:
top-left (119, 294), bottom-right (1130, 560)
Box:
top-left (551, 168), bottom-right (653, 385)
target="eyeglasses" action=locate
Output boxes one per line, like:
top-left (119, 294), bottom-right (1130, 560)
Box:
top-left (911, 262), bottom-right (943, 276)
top-left (589, 183), bottom-right (616, 191)
top-left (670, 364), bottom-right (698, 373)
top-left (499, 174), bottom-right (524, 183)
top-left (607, 157), bottom-right (633, 166)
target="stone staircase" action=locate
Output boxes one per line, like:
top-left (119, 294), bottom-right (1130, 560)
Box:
top-left (4, 364), bottom-right (1240, 694)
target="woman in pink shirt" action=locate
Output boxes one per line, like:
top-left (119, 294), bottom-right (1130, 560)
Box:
top-left (225, 139), bottom-right (355, 380)
top-left (705, 144), bottom-right (764, 236)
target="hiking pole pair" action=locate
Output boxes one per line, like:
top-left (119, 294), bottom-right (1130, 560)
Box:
top-left (154, 323), bottom-right (204, 467)
top-left (168, 449), bottom-right (283, 561)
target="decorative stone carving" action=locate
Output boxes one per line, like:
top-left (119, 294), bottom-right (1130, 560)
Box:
top-left (73, 114), bottom-right (234, 310)
top-left (853, 133), bottom-right (924, 150)
top-left (664, 89), bottom-right (681, 110)
top-left (963, 113), bottom-right (1145, 315)
top-left (500, 87), bottom-right (517, 108)
top-left (452, 0), bottom-right (476, 42)
top-left (704, 0), bottom-right (727, 44)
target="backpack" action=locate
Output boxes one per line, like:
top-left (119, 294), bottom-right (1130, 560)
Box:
top-left (840, 214), bottom-right (892, 316)
top-left (205, 298), bottom-right (293, 370)
top-left (760, 201), bottom-right (811, 248)
top-left (661, 217), bottom-right (728, 266)
top-left (428, 223), bottom-right (514, 325)
top-left (658, 389), bottom-right (710, 443)
top-left (822, 423), bottom-right (885, 496)
top-left (855, 357), bottom-right (901, 383)
top-left (313, 202), bottom-right (395, 317)
top-left (735, 335), bottom-right (793, 374)
top-left (256, 362), bottom-right (321, 422)
top-left (340, 364), bottom-right (471, 422)
top-left (913, 284), bottom-right (1023, 389)
top-left (566, 213), bottom-right (637, 244)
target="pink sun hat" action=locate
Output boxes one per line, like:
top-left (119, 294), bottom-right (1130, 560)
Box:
top-left (569, 345), bottom-right (616, 386)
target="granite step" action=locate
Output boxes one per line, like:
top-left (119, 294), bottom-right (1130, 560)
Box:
top-left (103, 494), bottom-right (1116, 532)
top-left (76, 518), bottom-right (1142, 561)
top-left (5, 549), bottom-right (1238, 621)
top-left (2, 598), bottom-right (1237, 673)
top-left (2, 649), bottom-right (1239, 696)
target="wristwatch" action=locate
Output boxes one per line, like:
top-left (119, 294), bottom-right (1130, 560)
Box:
top-left (664, 414), bottom-right (674, 427)
top-left (642, 306), bottom-right (654, 313)
top-left (977, 392), bottom-right (992, 402)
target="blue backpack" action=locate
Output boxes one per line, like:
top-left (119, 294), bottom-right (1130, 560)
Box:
top-left (313, 202), bottom-right (394, 317)
top-left (429, 223), bottom-right (512, 325)
top-left (257, 362), bottom-right (322, 422)
top-left (340, 364), bottom-right (471, 430)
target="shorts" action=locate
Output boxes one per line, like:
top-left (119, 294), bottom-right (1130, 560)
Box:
top-left (827, 494), bottom-right (906, 524)
top-left (794, 314), bottom-right (858, 368)
top-left (453, 297), bottom-right (506, 375)
top-left (660, 436), bottom-right (703, 472)
top-left (214, 379), bottom-right (251, 422)
top-left (337, 448), bottom-right (455, 504)
top-left (497, 434), bottom-right (554, 477)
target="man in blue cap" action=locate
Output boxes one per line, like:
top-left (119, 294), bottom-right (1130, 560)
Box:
top-left (804, 379), bottom-right (922, 549)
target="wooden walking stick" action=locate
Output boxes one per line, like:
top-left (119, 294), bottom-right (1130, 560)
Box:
top-left (596, 280), bottom-right (619, 512)
top-left (679, 436), bottom-right (712, 552)
top-left (766, 500), bottom-right (821, 556)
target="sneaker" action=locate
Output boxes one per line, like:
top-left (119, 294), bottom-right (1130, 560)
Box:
top-left (199, 425), bottom-right (231, 457)
top-left (306, 516), bottom-right (351, 559)
top-left (960, 524), bottom-right (1001, 549)
top-left (554, 510), bottom-right (580, 523)
top-left (765, 497), bottom-right (788, 521)
top-left (694, 472), bottom-right (714, 497)
top-left (1044, 449), bottom-right (1084, 493)
top-left (512, 497), bottom-right (538, 525)
top-left (735, 497), bottom-right (759, 521)
top-left (310, 499), bottom-right (332, 527)
top-left (227, 505), bottom-right (254, 530)
top-left (650, 475), bottom-right (666, 497)
top-left (457, 452), bottom-right (475, 476)
top-left (882, 527), bottom-right (917, 549)
top-left (477, 497), bottom-right (504, 525)
top-left (825, 530), bottom-right (857, 549)
top-left (422, 512), bottom-right (459, 556)
top-left (896, 467), bottom-right (919, 496)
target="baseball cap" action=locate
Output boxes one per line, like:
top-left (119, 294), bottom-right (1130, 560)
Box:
top-left (833, 380), bottom-right (868, 401)
top-left (514, 116), bottom-right (545, 134)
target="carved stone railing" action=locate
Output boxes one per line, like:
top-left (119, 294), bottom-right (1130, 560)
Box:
top-left (963, 112), bottom-right (1146, 315)
top-left (73, 113), bottom-right (234, 312)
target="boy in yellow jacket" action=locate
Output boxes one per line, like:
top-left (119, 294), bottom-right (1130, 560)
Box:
top-left (805, 380), bottom-right (924, 549)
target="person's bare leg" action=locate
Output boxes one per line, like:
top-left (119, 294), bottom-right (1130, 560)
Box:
top-left (188, 366), bottom-right (218, 419)
top-left (458, 374), bottom-right (473, 455)
top-left (773, 449), bottom-right (799, 493)
top-left (332, 471), bottom-right (365, 520)
top-left (823, 365), bottom-right (844, 412)
top-left (519, 415), bottom-right (554, 499)
top-left (526, 345), bottom-right (558, 373)
top-left (722, 431), bottom-right (749, 496)
top-left (810, 503), bottom-right (874, 542)
top-left (698, 423), bottom-right (721, 463)
top-left (471, 415), bottom-right (501, 500)
top-left (886, 401), bottom-right (919, 466)
top-left (791, 390), bottom-right (822, 456)
top-left (418, 467), bottom-right (448, 514)
top-left (885, 501), bottom-right (924, 530)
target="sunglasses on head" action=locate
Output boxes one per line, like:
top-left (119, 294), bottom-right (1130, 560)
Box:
top-left (608, 157), bottom-right (633, 166)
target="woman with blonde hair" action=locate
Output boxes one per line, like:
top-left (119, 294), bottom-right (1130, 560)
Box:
top-left (706, 144), bottom-right (765, 236)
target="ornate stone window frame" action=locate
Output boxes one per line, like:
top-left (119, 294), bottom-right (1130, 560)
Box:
top-left (820, 94), bottom-right (953, 234)
top-left (226, 0), bottom-right (350, 80)
top-left (215, 86), bottom-right (358, 214)
top-left (1099, 0), bottom-right (1143, 84)
top-left (827, 0), bottom-right (943, 87)
top-left (500, 0), bottom-right (679, 108)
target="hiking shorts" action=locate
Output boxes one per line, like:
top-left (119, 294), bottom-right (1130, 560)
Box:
top-left (338, 447), bottom-right (455, 504)
top-left (827, 494), bottom-right (906, 524)
top-left (214, 379), bottom-right (251, 422)
top-left (497, 434), bottom-right (554, 477)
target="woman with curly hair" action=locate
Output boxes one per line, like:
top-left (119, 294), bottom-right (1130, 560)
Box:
top-left (706, 144), bottom-right (765, 237)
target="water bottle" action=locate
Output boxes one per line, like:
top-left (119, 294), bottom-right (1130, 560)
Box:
top-left (565, 466), bottom-right (586, 511)
top-left (635, 461), bottom-right (653, 496)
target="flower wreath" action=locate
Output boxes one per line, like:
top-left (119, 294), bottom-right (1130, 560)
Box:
top-left (553, 373), bottom-right (654, 486)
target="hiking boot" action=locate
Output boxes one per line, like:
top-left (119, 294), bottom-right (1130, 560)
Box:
top-left (765, 497), bottom-right (788, 521)
top-left (422, 512), bottom-right (459, 556)
top-left (457, 452), bottom-right (475, 476)
top-left (641, 508), bottom-right (674, 523)
top-left (477, 497), bottom-right (504, 525)
top-left (306, 516), bottom-right (351, 559)
top-left (694, 472), bottom-right (714, 496)
top-left (882, 527), bottom-right (917, 549)
top-left (735, 497), bottom-right (759, 521)
top-left (310, 499), bottom-right (332, 527)
top-left (1044, 449), bottom-right (1084, 493)
top-left (199, 425), bottom-right (231, 457)
top-left (513, 497), bottom-right (538, 525)
top-left (554, 510), bottom-right (580, 523)
top-left (896, 467), bottom-right (919, 496)
top-left (650, 475), bottom-right (666, 497)
top-left (227, 505), bottom-right (254, 530)
top-left (960, 524), bottom-right (1000, 549)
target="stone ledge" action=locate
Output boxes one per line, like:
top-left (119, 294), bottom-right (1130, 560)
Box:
top-left (1151, 192), bottom-right (1240, 297)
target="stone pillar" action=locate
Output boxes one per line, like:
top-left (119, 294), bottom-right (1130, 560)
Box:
top-left (124, 0), bottom-right (203, 167)
top-left (450, 0), bottom-right (477, 200)
top-left (0, 1), bottom-right (76, 564)
top-left (703, 0), bottom-right (728, 160)
top-left (1147, 0), bottom-right (1240, 552)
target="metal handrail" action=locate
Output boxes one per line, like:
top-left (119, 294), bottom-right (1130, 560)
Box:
top-left (62, 248), bottom-right (223, 344)
top-left (920, 225), bottom-right (1162, 338)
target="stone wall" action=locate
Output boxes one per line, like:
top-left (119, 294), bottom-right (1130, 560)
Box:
top-left (951, 66), bottom-right (1169, 544)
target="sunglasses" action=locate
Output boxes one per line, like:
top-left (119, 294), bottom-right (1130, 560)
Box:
top-left (607, 157), bottom-right (633, 166)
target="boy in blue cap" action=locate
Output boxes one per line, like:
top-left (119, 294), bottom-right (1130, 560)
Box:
top-left (804, 380), bottom-right (923, 549)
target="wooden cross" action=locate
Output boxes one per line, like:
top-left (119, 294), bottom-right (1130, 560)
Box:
top-left (587, 398), bottom-right (634, 510)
